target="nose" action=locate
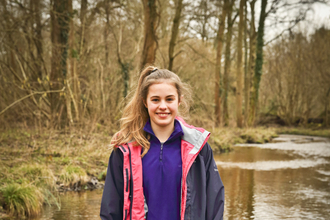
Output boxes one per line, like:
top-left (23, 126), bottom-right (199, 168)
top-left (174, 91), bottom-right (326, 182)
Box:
top-left (159, 100), bottom-right (167, 110)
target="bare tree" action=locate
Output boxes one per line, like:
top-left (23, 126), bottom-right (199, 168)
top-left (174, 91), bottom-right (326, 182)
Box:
top-left (140, 0), bottom-right (158, 69)
top-left (249, 0), bottom-right (267, 126)
top-left (223, 0), bottom-right (236, 126)
top-left (311, 28), bottom-right (330, 126)
top-left (50, 0), bottom-right (71, 128)
top-left (236, 0), bottom-right (245, 128)
top-left (168, 0), bottom-right (184, 71)
top-left (214, 0), bottom-right (227, 127)
top-left (245, 0), bottom-right (257, 126)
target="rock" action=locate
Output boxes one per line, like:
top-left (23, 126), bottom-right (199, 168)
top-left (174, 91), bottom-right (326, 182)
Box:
top-left (87, 177), bottom-right (99, 189)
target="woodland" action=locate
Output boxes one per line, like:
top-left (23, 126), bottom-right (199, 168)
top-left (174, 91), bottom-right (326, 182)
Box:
top-left (0, 0), bottom-right (330, 130)
top-left (0, 0), bottom-right (330, 218)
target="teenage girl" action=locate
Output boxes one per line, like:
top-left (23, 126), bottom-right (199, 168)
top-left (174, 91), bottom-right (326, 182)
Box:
top-left (100, 66), bottom-right (224, 220)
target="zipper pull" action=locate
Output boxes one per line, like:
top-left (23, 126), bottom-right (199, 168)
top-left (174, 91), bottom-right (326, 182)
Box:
top-left (160, 142), bottom-right (164, 161)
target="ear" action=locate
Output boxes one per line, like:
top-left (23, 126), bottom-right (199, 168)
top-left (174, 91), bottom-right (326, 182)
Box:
top-left (179, 95), bottom-right (183, 105)
top-left (143, 99), bottom-right (148, 108)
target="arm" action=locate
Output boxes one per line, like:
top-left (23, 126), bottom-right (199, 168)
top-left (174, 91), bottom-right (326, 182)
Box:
top-left (203, 142), bottom-right (225, 220)
top-left (100, 149), bottom-right (124, 220)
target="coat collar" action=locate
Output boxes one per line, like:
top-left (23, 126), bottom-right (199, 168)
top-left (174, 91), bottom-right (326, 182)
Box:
top-left (143, 118), bottom-right (184, 143)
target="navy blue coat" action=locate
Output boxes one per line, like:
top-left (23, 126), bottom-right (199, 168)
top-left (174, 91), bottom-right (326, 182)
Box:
top-left (100, 142), bottom-right (224, 220)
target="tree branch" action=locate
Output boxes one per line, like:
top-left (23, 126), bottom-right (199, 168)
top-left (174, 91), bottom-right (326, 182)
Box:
top-left (185, 43), bottom-right (215, 65)
top-left (0, 88), bottom-right (65, 116)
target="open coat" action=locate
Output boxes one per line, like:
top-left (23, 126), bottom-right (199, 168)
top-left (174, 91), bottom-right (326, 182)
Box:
top-left (100, 117), bottom-right (225, 220)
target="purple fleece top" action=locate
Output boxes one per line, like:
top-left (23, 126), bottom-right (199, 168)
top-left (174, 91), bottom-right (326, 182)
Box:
top-left (142, 119), bottom-right (183, 220)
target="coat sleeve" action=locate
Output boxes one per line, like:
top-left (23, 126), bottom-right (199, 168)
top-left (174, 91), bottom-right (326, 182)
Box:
top-left (100, 148), bottom-right (124, 220)
top-left (203, 142), bottom-right (225, 220)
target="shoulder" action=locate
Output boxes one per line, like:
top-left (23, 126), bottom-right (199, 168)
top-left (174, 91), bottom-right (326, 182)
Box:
top-left (199, 142), bottom-right (213, 157)
top-left (198, 142), bottom-right (215, 164)
top-left (109, 147), bottom-right (123, 164)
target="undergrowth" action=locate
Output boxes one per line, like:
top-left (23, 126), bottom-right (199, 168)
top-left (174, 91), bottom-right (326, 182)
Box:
top-left (0, 128), bottom-right (111, 218)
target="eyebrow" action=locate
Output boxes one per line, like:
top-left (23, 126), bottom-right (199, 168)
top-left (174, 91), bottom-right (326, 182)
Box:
top-left (149, 95), bottom-right (176, 98)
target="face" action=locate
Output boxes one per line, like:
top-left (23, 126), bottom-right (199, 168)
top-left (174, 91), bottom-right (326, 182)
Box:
top-left (145, 82), bottom-right (180, 131)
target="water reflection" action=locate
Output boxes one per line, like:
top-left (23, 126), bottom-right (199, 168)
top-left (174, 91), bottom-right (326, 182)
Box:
top-left (215, 134), bottom-right (330, 219)
top-left (217, 158), bottom-right (329, 170)
top-left (32, 190), bottom-right (103, 220)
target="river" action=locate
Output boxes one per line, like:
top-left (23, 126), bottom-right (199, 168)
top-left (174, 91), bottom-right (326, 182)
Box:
top-left (31, 134), bottom-right (330, 220)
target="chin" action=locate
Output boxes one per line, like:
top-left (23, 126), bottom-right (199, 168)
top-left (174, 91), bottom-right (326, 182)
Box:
top-left (154, 119), bottom-right (174, 127)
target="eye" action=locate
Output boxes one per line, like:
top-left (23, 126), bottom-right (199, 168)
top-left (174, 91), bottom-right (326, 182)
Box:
top-left (167, 98), bottom-right (174, 101)
top-left (151, 98), bottom-right (159, 102)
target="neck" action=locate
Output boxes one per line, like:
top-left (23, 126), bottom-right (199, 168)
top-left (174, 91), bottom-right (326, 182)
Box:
top-left (150, 122), bottom-right (175, 143)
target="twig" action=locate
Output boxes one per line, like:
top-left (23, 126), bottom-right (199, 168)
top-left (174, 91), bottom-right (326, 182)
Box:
top-left (185, 43), bottom-right (215, 65)
top-left (0, 88), bottom-right (65, 116)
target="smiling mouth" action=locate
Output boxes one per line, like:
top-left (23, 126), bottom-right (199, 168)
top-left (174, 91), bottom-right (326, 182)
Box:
top-left (156, 113), bottom-right (171, 117)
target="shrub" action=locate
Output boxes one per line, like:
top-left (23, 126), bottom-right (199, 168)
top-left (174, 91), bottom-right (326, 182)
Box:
top-left (0, 183), bottom-right (43, 217)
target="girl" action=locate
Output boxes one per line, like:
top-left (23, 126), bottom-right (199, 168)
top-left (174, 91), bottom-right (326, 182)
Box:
top-left (100, 66), bottom-right (224, 220)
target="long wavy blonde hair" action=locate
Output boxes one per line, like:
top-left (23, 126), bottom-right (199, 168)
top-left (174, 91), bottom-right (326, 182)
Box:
top-left (111, 65), bottom-right (191, 157)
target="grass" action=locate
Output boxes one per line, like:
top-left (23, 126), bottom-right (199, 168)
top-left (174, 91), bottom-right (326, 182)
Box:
top-left (17, 164), bottom-right (56, 188)
top-left (208, 127), bottom-right (279, 153)
top-left (97, 168), bottom-right (107, 181)
top-left (276, 127), bottom-right (330, 138)
top-left (59, 165), bottom-right (89, 186)
top-left (0, 128), bottom-right (111, 217)
top-left (0, 183), bottom-right (43, 217)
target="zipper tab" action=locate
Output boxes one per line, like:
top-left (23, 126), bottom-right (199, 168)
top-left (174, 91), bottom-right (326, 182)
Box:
top-left (160, 142), bottom-right (164, 161)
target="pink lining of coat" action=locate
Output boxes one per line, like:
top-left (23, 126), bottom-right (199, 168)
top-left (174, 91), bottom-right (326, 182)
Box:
top-left (118, 117), bottom-right (210, 220)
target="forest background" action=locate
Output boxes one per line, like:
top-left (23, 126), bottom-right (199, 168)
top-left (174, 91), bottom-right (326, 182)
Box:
top-left (0, 0), bottom-right (330, 217)
top-left (0, 0), bottom-right (330, 130)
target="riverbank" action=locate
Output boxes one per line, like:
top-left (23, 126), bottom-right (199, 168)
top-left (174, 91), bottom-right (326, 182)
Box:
top-left (0, 128), bottom-right (111, 218)
top-left (208, 126), bottom-right (330, 153)
top-left (208, 127), bottom-right (279, 153)
top-left (0, 126), bottom-right (329, 218)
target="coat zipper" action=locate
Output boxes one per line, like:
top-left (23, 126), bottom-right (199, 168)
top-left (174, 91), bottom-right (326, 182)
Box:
top-left (125, 169), bottom-right (129, 192)
top-left (160, 142), bottom-right (164, 161)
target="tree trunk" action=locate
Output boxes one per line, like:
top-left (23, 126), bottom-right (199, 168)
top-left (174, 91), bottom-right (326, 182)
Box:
top-left (66, 0), bottom-right (74, 125)
top-left (68, 0), bottom-right (80, 123)
top-left (140, 0), bottom-right (158, 69)
top-left (214, 0), bottom-right (227, 127)
top-left (223, 0), bottom-right (234, 126)
top-left (246, 0), bottom-right (257, 126)
top-left (326, 88), bottom-right (330, 127)
top-left (50, 0), bottom-right (71, 128)
top-left (104, 0), bottom-right (110, 65)
top-left (243, 0), bottom-right (248, 126)
top-left (32, 0), bottom-right (45, 79)
top-left (80, 0), bottom-right (87, 55)
top-left (250, 0), bottom-right (267, 126)
top-left (236, 0), bottom-right (245, 128)
top-left (168, 0), bottom-right (183, 71)
top-left (202, 0), bottom-right (208, 43)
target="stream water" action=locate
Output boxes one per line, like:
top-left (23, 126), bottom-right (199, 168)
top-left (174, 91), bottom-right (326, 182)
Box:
top-left (30, 134), bottom-right (330, 220)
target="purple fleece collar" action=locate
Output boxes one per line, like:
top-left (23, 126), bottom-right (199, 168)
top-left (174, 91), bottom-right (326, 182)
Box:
top-left (143, 118), bottom-right (184, 142)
